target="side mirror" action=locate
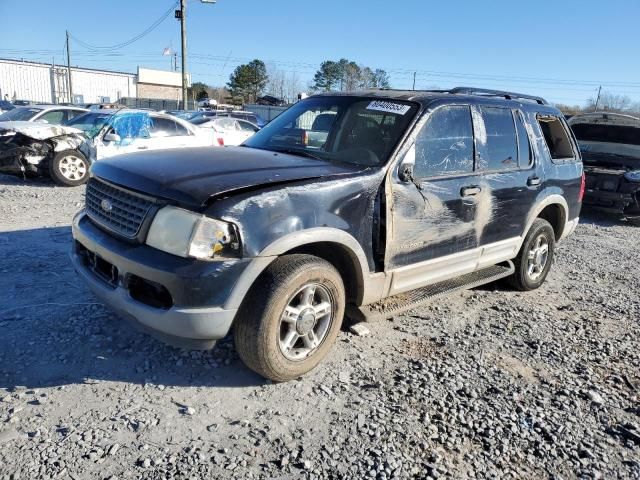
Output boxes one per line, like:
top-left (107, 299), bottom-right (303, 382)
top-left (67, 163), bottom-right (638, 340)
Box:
top-left (398, 144), bottom-right (416, 183)
top-left (399, 163), bottom-right (414, 183)
top-left (103, 132), bottom-right (121, 143)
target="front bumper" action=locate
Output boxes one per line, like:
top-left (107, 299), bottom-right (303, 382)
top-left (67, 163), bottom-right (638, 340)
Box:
top-left (71, 211), bottom-right (253, 346)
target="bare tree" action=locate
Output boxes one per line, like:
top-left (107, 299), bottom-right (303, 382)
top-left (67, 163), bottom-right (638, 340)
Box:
top-left (266, 65), bottom-right (301, 103)
top-left (587, 91), bottom-right (633, 111)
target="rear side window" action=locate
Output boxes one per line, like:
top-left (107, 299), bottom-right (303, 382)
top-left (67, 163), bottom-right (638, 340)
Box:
top-left (537, 115), bottom-right (576, 162)
top-left (475, 107), bottom-right (518, 171)
top-left (414, 105), bottom-right (474, 178)
top-left (515, 111), bottom-right (533, 167)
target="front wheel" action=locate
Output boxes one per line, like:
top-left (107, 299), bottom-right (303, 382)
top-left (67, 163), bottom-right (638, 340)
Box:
top-left (508, 218), bottom-right (556, 291)
top-left (49, 150), bottom-right (89, 186)
top-left (234, 254), bottom-right (345, 382)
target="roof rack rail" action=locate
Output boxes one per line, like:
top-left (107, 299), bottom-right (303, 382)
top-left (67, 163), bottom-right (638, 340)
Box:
top-left (449, 87), bottom-right (548, 105)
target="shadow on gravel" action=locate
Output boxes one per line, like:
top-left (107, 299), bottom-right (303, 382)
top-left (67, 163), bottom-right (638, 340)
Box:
top-left (579, 207), bottom-right (635, 228)
top-left (0, 173), bottom-right (61, 189)
top-left (0, 226), bottom-right (266, 390)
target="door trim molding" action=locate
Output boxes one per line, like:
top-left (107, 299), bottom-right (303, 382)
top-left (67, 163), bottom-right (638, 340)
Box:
top-left (384, 236), bottom-right (521, 298)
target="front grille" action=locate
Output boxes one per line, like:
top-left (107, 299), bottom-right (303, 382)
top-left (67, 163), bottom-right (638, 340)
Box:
top-left (85, 178), bottom-right (155, 239)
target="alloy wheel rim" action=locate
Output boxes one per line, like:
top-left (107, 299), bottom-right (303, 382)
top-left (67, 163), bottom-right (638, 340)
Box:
top-left (59, 155), bottom-right (87, 181)
top-left (278, 283), bottom-right (334, 361)
top-left (527, 234), bottom-right (549, 281)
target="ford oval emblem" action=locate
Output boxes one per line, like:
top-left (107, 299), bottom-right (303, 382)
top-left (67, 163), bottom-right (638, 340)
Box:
top-left (101, 199), bottom-right (113, 212)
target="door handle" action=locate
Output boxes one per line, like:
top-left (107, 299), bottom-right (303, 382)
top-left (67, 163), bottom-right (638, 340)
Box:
top-left (461, 186), bottom-right (481, 197)
top-left (527, 176), bottom-right (542, 187)
top-left (137, 146), bottom-right (149, 150)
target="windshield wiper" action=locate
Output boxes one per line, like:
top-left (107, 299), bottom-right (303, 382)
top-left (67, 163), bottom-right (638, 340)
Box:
top-left (267, 147), bottom-right (324, 161)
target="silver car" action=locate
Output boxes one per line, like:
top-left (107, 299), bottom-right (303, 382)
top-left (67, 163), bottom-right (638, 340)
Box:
top-left (0, 104), bottom-right (88, 125)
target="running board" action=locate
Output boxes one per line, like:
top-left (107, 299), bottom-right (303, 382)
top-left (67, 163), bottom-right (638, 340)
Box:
top-left (348, 261), bottom-right (515, 323)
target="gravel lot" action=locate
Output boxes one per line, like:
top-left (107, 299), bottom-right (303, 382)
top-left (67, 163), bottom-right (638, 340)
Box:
top-left (0, 173), bottom-right (638, 480)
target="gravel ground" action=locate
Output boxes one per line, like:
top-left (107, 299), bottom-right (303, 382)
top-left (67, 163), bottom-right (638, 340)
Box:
top-left (0, 173), bottom-right (638, 480)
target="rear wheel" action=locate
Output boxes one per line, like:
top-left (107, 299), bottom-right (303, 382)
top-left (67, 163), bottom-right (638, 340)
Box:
top-left (234, 254), bottom-right (345, 382)
top-left (49, 150), bottom-right (89, 186)
top-left (508, 218), bottom-right (555, 291)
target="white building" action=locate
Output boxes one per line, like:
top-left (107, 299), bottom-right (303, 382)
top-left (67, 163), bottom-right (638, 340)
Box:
top-left (0, 58), bottom-right (189, 105)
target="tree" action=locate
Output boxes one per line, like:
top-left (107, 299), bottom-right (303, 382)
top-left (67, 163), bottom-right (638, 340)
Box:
top-left (371, 69), bottom-right (391, 89)
top-left (587, 91), bottom-right (633, 112)
top-left (188, 82), bottom-right (209, 101)
top-left (227, 59), bottom-right (268, 104)
top-left (311, 59), bottom-right (391, 91)
top-left (312, 60), bottom-right (343, 91)
top-left (266, 65), bottom-right (302, 104)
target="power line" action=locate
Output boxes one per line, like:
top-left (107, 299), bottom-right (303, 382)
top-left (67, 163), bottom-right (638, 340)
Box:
top-left (68, 2), bottom-right (178, 52)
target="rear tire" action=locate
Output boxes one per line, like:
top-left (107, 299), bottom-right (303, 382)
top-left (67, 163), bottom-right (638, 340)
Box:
top-left (508, 218), bottom-right (555, 291)
top-left (49, 150), bottom-right (89, 186)
top-left (234, 254), bottom-right (345, 382)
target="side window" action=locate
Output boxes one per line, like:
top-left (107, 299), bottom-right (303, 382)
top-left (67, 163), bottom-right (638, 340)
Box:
top-left (67, 109), bottom-right (86, 121)
top-left (475, 107), bottom-right (518, 171)
top-left (174, 121), bottom-right (190, 136)
top-left (238, 120), bottom-right (258, 132)
top-left (38, 110), bottom-right (65, 124)
top-left (515, 111), bottom-right (533, 167)
top-left (537, 115), bottom-right (575, 161)
top-left (414, 105), bottom-right (474, 178)
top-left (150, 117), bottom-right (179, 137)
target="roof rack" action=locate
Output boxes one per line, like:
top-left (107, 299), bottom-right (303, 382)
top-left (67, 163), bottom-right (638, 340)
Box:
top-left (449, 87), bottom-right (548, 105)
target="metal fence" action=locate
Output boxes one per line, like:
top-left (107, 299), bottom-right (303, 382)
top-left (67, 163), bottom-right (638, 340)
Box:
top-left (118, 97), bottom-right (198, 111)
top-left (243, 104), bottom-right (289, 122)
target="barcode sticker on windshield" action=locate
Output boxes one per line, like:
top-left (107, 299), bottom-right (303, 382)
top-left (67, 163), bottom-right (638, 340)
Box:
top-left (366, 100), bottom-right (411, 115)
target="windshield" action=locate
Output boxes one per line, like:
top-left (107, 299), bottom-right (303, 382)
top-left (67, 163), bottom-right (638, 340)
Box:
top-left (190, 116), bottom-right (213, 126)
top-left (243, 96), bottom-right (419, 166)
top-left (0, 107), bottom-right (42, 121)
top-left (64, 112), bottom-right (112, 139)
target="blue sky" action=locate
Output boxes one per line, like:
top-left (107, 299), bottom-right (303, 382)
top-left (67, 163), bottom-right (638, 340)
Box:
top-left (1, 0), bottom-right (639, 106)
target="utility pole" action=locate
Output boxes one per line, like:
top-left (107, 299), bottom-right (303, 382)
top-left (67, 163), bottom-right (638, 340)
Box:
top-left (179, 0), bottom-right (188, 109)
top-left (66, 30), bottom-right (73, 103)
top-left (594, 85), bottom-right (602, 112)
top-left (412, 72), bottom-right (416, 90)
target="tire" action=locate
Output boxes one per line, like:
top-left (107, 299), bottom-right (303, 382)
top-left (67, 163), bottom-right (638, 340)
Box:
top-left (508, 218), bottom-right (556, 291)
top-left (49, 150), bottom-right (89, 186)
top-left (234, 254), bottom-right (345, 382)
top-left (627, 217), bottom-right (640, 227)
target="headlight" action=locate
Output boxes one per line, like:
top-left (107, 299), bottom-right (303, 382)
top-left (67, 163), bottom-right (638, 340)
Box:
top-left (146, 206), bottom-right (240, 259)
top-left (624, 170), bottom-right (640, 183)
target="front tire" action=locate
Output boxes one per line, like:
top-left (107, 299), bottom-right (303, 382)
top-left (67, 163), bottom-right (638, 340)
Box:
top-left (234, 254), bottom-right (345, 382)
top-left (508, 218), bottom-right (556, 291)
top-left (49, 150), bottom-right (89, 186)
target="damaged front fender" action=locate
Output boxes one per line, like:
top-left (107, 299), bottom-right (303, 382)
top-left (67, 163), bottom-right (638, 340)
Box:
top-left (0, 122), bottom-right (87, 177)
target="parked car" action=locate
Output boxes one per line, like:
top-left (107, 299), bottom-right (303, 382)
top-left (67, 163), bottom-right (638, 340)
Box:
top-left (0, 100), bottom-right (15, 114)
top-left (189, 110), bottom-right (267, 128)
top-left (70, 87), bottom-right (583, 381)
top-left (0, 105), bottom-right (88, 125)
top-left (192, 116), bottom-right (259, 146)
top-left (0, 109), bottom-right (215, 186)
top-left (164, 110), bottom-right (203, 121)
top-left (568, 112), bottom-right (640, 225)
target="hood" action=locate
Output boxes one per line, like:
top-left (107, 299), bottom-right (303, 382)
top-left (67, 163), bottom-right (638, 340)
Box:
top-left (0, 121), bottom-right (83, 140)
top-left (90, 146), bottom-right (366, 207)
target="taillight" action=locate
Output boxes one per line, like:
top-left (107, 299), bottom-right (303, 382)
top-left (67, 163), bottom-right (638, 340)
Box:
top-left (217, 137), bottom-right (225, 146)
top-left (578, 172), bottom-right (586, 202)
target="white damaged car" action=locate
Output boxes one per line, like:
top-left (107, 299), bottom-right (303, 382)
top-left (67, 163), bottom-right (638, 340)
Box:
top-left (0, 110), bottom-right (215, 186)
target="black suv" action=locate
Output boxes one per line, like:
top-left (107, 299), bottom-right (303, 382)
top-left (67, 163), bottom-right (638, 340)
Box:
top-left (71, 88), bottom-right (584, 381)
